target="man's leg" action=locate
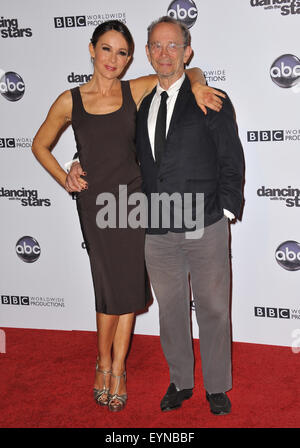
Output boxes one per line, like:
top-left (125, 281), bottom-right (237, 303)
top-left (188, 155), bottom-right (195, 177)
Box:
top-left (184, 217), bottom-right (232, 394)
top-left (145, 232), bottom-right (194, 390)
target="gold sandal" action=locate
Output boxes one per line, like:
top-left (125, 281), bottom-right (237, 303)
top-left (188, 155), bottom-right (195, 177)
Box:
top-left (108, 372), bottom-right (127, 412)
top-left (93, 361), bottom-right (111, 406)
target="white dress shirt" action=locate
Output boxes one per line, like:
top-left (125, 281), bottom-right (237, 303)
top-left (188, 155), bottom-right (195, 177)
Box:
top-left (148, 73), bottom-right (185, 159)
top-left (148, 73), bottom-right (235, 221)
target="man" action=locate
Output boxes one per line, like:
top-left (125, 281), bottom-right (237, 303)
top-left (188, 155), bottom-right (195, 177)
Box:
top-left (67, 16), bottom-right (244, 415)
top-left (135, 16), bottom-right (244, 415)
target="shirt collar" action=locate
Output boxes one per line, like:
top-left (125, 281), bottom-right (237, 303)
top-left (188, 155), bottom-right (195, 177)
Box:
top-left (156, 73), bottom-right (186, 98)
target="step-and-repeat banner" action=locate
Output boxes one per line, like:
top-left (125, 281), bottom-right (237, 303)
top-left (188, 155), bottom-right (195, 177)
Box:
top-left (1, 0), bottom-right (299, 348)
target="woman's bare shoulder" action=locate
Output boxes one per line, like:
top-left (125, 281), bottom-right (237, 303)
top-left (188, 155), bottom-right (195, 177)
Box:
top-left (129, 75), bottom-right (157, 108)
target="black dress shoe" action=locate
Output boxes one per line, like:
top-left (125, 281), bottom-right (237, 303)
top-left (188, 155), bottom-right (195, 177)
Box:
top-left (206, 391), bottom-right (231, 415)
top-left (160, 383), bottom-right (193, 412)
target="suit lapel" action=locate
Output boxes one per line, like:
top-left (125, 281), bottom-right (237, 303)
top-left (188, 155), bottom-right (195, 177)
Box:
top-left (139, 86), bottom-right (157, 160)
top-left (167, 76), bottom-right (192, 140)
top-left (139, 77), bottom-right (192, 162)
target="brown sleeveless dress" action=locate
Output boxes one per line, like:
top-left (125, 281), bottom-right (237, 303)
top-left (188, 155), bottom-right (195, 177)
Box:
top-left (71, 81), bottom-right (149, 314)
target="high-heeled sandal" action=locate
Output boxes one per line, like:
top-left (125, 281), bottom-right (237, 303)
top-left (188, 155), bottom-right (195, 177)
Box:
top-left (93, 361), bottom-right (112, 406)
top-left (108, 372), bottom-right (127, 412)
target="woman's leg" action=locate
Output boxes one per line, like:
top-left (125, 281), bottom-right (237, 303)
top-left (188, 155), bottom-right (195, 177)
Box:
top-left (94, 312), bottom-right (134, 402)
top-left (94, 312), bottom-right (118, 403)
top-left (110, 312), bottom-right (135, 397)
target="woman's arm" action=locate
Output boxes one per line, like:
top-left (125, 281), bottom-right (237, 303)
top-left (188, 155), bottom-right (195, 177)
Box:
top-left (31, 91), bottom-right (83, 191)
top-left (129, 68), bottom-right (225, 113)
top-left (185, 67), bottom-right (225, 114)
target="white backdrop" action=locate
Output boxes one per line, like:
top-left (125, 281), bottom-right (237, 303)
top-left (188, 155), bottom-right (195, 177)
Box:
top-left (1, 0), bottom-right (300, 348)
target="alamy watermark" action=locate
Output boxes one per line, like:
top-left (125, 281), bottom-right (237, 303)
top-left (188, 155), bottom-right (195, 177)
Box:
top-left (95, 185), bottom-right (204, 239)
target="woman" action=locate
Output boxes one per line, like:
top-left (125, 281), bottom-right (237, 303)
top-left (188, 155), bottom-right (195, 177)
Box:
top-left (32, 20), bottom-right (224, 412)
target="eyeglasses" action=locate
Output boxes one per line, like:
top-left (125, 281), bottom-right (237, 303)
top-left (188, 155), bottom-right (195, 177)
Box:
top-left (148, 42), bottom-right (186, 54)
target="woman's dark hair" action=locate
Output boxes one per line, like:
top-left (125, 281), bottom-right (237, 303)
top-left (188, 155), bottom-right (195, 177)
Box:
top-left (91, 20), bottom-right (134, 56)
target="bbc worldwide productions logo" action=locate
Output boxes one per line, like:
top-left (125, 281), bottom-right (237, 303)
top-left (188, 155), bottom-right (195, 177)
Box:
top-left (247, 130), bottom-right (283, 142)
top-left (54, 16), bottom-right (87, 28)
top-left (254, 307), bottom-right (290, 319)
top-left (203, 69), bottom-right (226, 84)
top-left (247, 129), bottom-right (300, 142)
top-left (254, 306), bottom-right (300, 320)
top-left (54, 12), bottom-right (126, 28)
top-left (1, 295), bottom-right (29, 306)
top-left (0, 137), bottom-right (32, 149)
top-left (1, 295), bottom-right (65, 308)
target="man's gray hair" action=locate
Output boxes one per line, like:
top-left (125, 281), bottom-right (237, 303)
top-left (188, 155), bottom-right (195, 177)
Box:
top-left (147, 16), bottom-right (191, 47)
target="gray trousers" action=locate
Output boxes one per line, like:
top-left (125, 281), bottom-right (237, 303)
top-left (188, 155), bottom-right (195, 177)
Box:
top-left (145, 217), bottom-right (232, 394)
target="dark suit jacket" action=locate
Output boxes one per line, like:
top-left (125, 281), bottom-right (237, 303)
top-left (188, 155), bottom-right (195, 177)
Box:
top-left (136, 76), bottom-right (244, 234)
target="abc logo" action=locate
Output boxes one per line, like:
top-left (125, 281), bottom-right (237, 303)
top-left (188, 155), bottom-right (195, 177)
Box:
top-left (0, 71), bottom-right (25, 101)
top-left (270, 54), bottom-right (300, 88)
top-left (167, 0), bottom-right (198, 28)
top-left (16, 236), bottom-right (41, 263)
top-left (275, 240), bottom-right (300, 271)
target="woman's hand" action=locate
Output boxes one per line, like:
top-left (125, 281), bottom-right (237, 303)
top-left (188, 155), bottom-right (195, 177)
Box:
top-left (191, 83), bottom-right (226, 115)
top-left (65, 162), bottom-right (88, 193)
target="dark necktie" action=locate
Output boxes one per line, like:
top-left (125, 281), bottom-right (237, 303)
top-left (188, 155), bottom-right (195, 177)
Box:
top-left (154, 91), bottom-right (168, 166)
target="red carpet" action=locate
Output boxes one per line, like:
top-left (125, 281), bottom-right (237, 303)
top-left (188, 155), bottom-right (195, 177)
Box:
top-left (0, 328), bottom-right (299, 429)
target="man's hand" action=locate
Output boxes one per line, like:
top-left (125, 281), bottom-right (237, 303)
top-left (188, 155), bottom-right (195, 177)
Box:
top-left (65, 161), bottom-right (88, 193)
top-left (191, 84), bottom-right (226, 115)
